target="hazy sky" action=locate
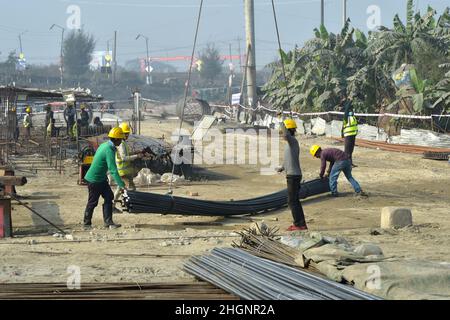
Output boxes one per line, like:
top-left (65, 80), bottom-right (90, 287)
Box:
top-left (0, 0), bottom-right (448, 70)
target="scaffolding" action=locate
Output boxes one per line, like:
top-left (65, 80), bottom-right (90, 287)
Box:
top-left (0, 85), bottom-right (103, 171)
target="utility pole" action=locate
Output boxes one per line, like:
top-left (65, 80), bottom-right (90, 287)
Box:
top-left (228, 43), bottom-right (234, 106)
top-left (321, 0), bottom-right (325, 27)
top-left (244, 0), bottom-right (257, 123)
top-left (133, 89), bottom-right (141, 135)
top-left (18, 30), bottom-right (27, 55)
top-left (112, 31), bottom-right (117, 85)
top-left (50, 24), bottom-right (65, 86)
top-left (18, 34), bottom-right (23, 54)
top-left (17, 31), bottom-right (27, 77)
top-left (342, 0), bottom-right (347, 27)
top-left (236, 36), bottom-right (242, 73)
top-left (136, 34), bottom-right (151, 85)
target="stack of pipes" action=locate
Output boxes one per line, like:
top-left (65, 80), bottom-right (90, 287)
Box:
top-left (184, 248), bottom-right (382, 300)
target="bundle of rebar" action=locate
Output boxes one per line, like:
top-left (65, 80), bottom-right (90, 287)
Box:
top-left (125, 178), bottom-right (330, 215)
top-left (334, 137), bottom-right (450, 154)
top-left (184, 248), bottom-right (381, 300)
top-left (0, 282), bottom-right (238, 300)
top-left (231, 225), bottom-right (321, 273)
top-left (423, 151), bottom-right (450, 160)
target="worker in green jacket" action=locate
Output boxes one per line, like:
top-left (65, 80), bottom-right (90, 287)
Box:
top-left (83, 127), bottom-right (126, 229)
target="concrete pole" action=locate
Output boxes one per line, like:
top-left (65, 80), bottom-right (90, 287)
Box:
top-left (321, 0), bottom-right (325, 27)
top-left (60, 28), bottom-right (65, 86)
top-left (145, 37), bottom-right (151, 85)
top-left (244, 0), bottom-right (257, 122)
top-left (342, 0), bottom-right (347, 27)
top-left (112, 31), bottom-right (117, 85)
top-left (18, 34), bottom-right (23, 54)
top-left (236, 36), bottom-right (242, 73)
top-left (134, 91), bottom-right (141, 135)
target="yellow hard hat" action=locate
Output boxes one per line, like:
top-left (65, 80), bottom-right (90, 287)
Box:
top-left (80, 104), bottom-right (86, 109)
top-left (25, 107), bottom-right (32, 113)
top-left (284, 119), bottom-right (297, 129)
top-left (108, 127), bottom-right (125, 139)
top-left (119, 122), bottom-right (131, 134)
top-left (310, 145), bottom-right (321, 157)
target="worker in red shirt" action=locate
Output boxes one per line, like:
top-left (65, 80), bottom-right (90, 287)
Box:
top-left (310, 145), bottom-right (367, 198)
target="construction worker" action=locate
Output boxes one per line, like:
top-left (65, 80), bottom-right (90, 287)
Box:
top-left (310, 145), bottom-right (367, 198)
top-left (12, 106), bottom-right (20, 141)
top-left (93, 117), bottom-right (103, 128)
top-left (340, 95), bottom-right (358, 167)
top-left (83, 127), bottom-right (126, 230)
top-left (64, 102), bottom-right (76, 137)
top-left (277, 118), bottom-right (308, 231)
top-left (44, 105), bottom-right (54, 138)
top-left (80, 104), bottom-right (90, 128)
top-left (46, 118), bottom-right (54, 137)
top-left (23, 106), bottom-right (32, 141)
top-left (113, 122), bottom-right (144, 212)
top-left (72, 119), bottom-right (81, 139)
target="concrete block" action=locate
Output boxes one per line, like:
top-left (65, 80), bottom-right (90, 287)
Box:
top-left (354, 244), bottom-right (383, 256)
top-left (311, 117), bottom-right (326, 136)
top-left (304, 122), bottom-right (312, 135)
top-left (326, 120), bottom-right (343, 138)
top-left (381, 207), bottom-right (413, 229)
top-left (294, 119), bottom-right (305, 135)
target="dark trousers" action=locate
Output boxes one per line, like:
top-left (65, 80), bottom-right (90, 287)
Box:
top-left (84, 180), bottom-right (114, 225)
top-left (344, 135), bottom-right (356, 162)
top-left (286, 175), bottom-right (306, 227)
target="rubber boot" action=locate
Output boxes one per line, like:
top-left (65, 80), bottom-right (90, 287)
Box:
top-left (83, 209), bottom-right (94, 229)
top-left (102, 202), bottom-right (114, 226)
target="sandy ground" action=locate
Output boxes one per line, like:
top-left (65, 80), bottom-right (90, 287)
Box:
top-left (0, 118), bottom-right (449, 288)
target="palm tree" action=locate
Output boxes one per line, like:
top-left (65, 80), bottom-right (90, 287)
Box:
top-left (263, 20), bottom-right (367, 112)
top-left (367, 0), bottom-right (449, 72)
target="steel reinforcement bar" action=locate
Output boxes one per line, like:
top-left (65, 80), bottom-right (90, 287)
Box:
top-left (124, 178), bottom-right (330, 216)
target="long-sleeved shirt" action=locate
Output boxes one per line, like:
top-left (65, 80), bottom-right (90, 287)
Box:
top-left (64, 107), bottom-right (75, 122)
top-left (23, 114), bottom-right (32, 128)
top-left (80, 110), bottom-right (89, 126)
top-left (117, 140), bottom-right (139, 163)
top-left (84, 141), bottom-right (125, 188)
top-left (319, 148), bottom-right (349, 177)
top-left (45, 110), bottom-right (54, 127)
top-left (281, 122), bottom-right (302, 176)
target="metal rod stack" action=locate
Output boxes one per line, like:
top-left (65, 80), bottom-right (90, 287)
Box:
top-left (232, 226), bottom-right (321, 271)
top-left (184, 248), bottom-right (382, 300)
top-left (125, 178), bottom-right (330, 215)
top-left (0, 282), bottom-right (238, 300)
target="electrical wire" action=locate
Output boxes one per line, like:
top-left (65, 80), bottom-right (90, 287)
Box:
top-left (168, 0), bottom-right (204, 195)
top-left (271, 0), bottom-right (292, 112)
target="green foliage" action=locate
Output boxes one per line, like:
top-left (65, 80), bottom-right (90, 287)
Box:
top-left (63, 30), bottom-right (96, 78)
top-left (198, 43), bottom-right (223, 84)
top-left (263, 1), bottom-right (450, 116)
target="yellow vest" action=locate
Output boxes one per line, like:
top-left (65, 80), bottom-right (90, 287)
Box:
top-left (23, 114), bottom-right (31, 128)
top-left (72, 123), bottom-right (78, 137)
top-left (47, 123), bottom-right (52, 136)
top-left (116, 141), bottom-right (132, 176)
top-left (343, 115), bottom-right (358, 137)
